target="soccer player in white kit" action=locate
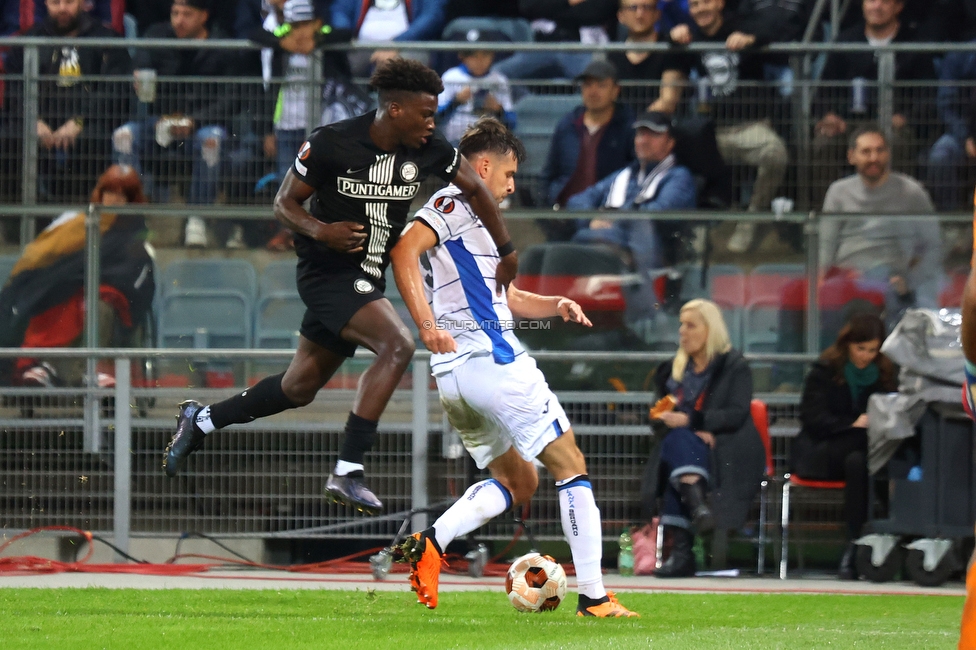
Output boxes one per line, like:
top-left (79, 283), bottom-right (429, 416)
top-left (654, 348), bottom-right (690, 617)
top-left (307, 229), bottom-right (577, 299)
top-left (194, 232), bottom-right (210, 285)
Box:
top-left (390, 117), bottom-right (638, 617)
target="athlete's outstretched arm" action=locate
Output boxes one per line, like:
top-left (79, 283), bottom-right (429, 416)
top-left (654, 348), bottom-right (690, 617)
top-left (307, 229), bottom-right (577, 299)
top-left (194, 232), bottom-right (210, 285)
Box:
top-left (273, 169), bottom-right (367, 253)
top-left (452, 157), bottom-right (518, 294)
top-left (390, 221), bottom-right (457, 354)
top-left (507, 286), bottom-right (593, 327)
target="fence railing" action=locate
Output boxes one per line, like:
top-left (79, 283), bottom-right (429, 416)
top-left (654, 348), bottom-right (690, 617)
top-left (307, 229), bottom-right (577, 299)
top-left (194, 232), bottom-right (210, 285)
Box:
top-left (0, 347), bottom-right (810, 560)
top-left (0, 38), bottom-right (969, 558)
top-left (0, 38), bottom-right (972, 223)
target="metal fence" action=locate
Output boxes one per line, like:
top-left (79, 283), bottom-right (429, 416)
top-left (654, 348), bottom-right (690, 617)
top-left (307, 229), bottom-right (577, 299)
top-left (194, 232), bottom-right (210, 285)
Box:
top-left (0, 37), bottom-right (969, 564)
top-left (0, 348), bottom-right (813, 558)
top-left (0, 39), bottom-right (973, 233)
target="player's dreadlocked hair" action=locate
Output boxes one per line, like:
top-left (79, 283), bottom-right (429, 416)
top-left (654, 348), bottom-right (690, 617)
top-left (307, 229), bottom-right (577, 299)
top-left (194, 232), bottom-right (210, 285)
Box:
top-left (369, 57), bottom-right (444, 104)
top-left (458, 117), bottom-right (526, 163)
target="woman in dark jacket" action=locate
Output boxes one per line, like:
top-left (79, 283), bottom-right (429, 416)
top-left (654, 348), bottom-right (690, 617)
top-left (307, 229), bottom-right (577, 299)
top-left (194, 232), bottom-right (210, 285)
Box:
top-left (643, 298), bottom-right (765, 577)
top-left (793, 313), bottom-right (897, 580)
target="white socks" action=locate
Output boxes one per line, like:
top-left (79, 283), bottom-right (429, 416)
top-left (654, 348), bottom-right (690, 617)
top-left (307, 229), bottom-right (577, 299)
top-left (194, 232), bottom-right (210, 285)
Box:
top-left (194, 405), bottom-right (215, 434)
top-left (334, 460), bottom-right (364, 476)
top-left (556, 475), bottom-right (606, 600)
top-left (432, 479), bottom-right (512, 552)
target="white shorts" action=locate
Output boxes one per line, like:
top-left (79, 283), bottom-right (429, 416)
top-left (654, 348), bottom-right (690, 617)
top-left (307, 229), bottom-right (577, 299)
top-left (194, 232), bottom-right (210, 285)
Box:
top-left (435, 353), bottom-right (571, 469)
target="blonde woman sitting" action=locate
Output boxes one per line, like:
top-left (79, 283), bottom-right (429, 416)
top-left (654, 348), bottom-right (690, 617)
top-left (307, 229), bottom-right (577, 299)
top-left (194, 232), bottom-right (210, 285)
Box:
top-left (644, 298), bottom-right (765, 577)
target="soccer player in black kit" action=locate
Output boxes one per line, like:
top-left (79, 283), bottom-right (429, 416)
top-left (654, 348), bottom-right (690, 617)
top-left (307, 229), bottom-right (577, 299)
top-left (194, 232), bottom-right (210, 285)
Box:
top-left (163, 59), bottom-right (519, 514)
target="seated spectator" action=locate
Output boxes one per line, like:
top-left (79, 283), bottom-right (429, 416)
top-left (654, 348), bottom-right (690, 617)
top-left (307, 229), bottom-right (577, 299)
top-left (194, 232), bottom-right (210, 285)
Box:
top-left (654, 0), bottom-right (789, 253)
top-left (4, 0), bottom-right (131, 203)
top-left (811, 0), bottom-right (936, 208)
top-left (0, 165), bottom-right (155, 388)
top-left (113, 0), bottom-right (245, 248)
top-left (130, 0), bottom-right (237, 36)
top-left (7, 0), bottom-right (125, 35)
top-left (331, 0), bottom-right (448, 76)
top-left (643, 298), bottom-right (765, 577)
top-left (249, 0), bottom-right (353, 250)
top-left (438, 29), bottom-right (516, 145)
top-left (566, 111), bottom-right (696, 322)
top-left (733, 0), bottom-right (813, 43)
top-left (610, 0), bottom-right (673, 114)
top-left (236, 0), bottom-right (331, 40)
top-left (492, 0), bottom-right (617, 82)
top-left (820, 127), bottom-right (941, 326)
top-left (925, 45), bottom-right (976, 211)
top-left (541, 59), bottom-right (635, 239)
top-left (792, 313), bottom-right (898, 580)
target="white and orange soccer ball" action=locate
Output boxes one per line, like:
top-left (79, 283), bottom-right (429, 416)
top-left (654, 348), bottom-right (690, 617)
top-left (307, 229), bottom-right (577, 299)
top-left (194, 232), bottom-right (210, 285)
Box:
top-left (505, 552), bottom-right (567, 613)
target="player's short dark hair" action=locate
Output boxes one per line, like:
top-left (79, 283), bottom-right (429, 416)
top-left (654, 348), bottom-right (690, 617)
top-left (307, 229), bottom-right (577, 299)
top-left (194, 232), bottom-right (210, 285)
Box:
top-left (848, 124), bottom-right (888, 151)
top-left (458, 117), bottom-right (526, 164)
top-left (369, 57), bottom-right (444, 104)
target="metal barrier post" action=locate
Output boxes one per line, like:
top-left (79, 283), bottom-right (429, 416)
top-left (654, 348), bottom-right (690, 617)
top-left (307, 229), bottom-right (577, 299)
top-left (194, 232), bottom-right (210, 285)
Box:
top-left (411, 357), bottom-right (429, 532)
top-left (306, 50), bottom-right (323, 134)
top-left (877, 51), bottom-right (895, 140)
top-left (113, 356), bottom-right (131, 561)
top-left (805, 211), bottom-right (820, 354)
top-left (83, 203), bottom-right (101, 453)
top-left (20, 44), bottom-right (38, 245)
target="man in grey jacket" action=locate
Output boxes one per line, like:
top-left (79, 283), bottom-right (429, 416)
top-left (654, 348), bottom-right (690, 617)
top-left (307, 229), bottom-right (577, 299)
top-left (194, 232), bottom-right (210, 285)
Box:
top-left (820, 126), bottom-right (941, 323)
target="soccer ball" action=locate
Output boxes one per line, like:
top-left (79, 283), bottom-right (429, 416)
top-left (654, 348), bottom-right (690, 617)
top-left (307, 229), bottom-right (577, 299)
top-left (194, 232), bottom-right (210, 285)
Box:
top-left (505, 552), bottom-right (567, 613)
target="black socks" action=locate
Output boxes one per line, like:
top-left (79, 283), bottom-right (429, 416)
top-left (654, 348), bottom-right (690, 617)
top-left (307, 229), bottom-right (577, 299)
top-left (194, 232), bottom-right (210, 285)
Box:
top-left (207, 372), bottom-right (298, 430)
top-left (338, 411), bottom-right (379, 465)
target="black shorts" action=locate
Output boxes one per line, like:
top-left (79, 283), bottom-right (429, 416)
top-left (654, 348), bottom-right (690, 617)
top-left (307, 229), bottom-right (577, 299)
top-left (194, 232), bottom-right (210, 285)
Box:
top-left (296, 263), bottom-right (385, 358)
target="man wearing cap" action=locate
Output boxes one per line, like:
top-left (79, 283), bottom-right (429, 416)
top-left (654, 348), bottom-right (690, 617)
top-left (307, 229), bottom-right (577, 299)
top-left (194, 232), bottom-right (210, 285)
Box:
top-left (566, 111), bottom-right (696, 323)
top-left (437, 28), bottom-right (516, 145)
top-left (541, 59), bottom-right (634, 240)
top-left (114, 0), bottom-right (245, 248)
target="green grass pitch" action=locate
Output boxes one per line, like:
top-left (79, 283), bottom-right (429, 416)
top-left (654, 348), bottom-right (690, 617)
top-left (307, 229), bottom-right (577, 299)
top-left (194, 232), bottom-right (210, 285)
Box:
top-left (0, 588), bottom-right (964, 649)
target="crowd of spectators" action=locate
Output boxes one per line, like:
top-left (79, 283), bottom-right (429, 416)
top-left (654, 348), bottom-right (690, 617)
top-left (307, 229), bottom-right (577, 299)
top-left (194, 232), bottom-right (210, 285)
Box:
top-left (0, 0), bottom-right (971, 252)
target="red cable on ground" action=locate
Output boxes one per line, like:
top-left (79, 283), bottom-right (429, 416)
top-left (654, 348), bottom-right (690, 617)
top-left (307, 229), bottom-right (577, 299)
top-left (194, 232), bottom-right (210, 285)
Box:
top-left (0, 526), bottom-right (573, 579)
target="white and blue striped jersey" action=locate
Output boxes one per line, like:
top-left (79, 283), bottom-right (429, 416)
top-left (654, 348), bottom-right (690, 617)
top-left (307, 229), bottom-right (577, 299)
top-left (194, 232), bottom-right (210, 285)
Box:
top-left (412, 184), bottom-right (525, 376)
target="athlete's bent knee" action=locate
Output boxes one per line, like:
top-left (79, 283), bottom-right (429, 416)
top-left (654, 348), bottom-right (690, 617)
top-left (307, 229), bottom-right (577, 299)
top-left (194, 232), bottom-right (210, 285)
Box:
top-left (280, 372), bottom-right (322, 407)
top-left (509, 472), bottom-right (539, 505)
top-left (379, 329), bottom-right (415, 367)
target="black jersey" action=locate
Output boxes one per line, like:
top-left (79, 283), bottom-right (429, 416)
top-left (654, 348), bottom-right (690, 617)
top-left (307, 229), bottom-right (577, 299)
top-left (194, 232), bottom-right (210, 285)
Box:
top-left (291, 110), bottom-right (461, 280)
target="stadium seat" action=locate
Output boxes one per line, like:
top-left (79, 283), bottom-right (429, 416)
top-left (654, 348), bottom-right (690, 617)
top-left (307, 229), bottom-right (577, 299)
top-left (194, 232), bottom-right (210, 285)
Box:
top-left (259, 260), bottom-right (298, 297)
top-left (514, 242), bottom-right (628, 321)
top-left (441, 17), bottom-right (533, 43)
top-left (747, 263), bottom-right (805, 305)
top-left (743, 298), bottom-right (781, 353)
top-left (744, 264), bottom-right (805, 375)
top-left (514, 94), bottom-right (581, 203)
top-left (158, 290), bottom-right (252, 349)
top-left (255, 292), bottom-right (304, 349)
top-left (160, 259), bottom-right (257, 302)
top-left (779, 472), bottom-right (846, 579)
